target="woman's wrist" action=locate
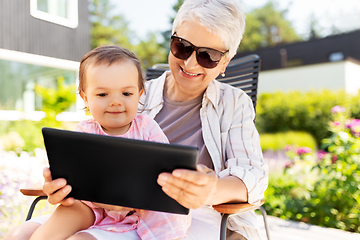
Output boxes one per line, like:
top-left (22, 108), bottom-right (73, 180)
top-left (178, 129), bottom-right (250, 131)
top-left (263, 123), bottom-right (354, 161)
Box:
top-left (208, 176), bottom-right (248, 205)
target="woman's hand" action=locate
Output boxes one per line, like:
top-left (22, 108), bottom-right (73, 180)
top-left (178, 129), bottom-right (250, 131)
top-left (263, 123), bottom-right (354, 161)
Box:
top-left (42, 167), bottom-right (75, 206)
top-left (157, 164), bottom-right (218, 209)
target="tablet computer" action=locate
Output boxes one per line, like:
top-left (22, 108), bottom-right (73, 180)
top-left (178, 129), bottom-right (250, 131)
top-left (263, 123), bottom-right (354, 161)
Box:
top-left (42, 127), bottom-right (198, 214)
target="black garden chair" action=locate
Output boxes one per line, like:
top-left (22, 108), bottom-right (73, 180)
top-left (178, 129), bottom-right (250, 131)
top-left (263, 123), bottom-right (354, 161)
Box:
top-left (20, 54), bottom-right (270, 240)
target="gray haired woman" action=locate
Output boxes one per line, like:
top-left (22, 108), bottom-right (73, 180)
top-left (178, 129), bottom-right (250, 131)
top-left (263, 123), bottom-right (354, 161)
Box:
top-left (5, 0), bottom-right (268, 239)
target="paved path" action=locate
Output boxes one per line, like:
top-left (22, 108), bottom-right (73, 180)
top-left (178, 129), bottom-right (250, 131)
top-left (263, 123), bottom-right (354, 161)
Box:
top-left (256, 215), bottom-right (360, 240)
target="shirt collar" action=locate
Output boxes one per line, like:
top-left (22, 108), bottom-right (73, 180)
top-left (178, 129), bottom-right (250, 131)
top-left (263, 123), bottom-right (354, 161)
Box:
top-left (203, 80), bottom-right (220, 108)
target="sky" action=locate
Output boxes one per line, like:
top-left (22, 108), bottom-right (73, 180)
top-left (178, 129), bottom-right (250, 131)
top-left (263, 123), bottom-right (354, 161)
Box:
top-left (110, 0), bottom-right (360, 42)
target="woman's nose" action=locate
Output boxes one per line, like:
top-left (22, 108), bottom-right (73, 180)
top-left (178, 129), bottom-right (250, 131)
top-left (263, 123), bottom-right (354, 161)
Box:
top-left (184, 51), bottom-right (199, 68)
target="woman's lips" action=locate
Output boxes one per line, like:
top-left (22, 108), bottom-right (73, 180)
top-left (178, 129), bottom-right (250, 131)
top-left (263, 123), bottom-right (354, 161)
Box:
top-left (181, 67), bottom-right (200, 77)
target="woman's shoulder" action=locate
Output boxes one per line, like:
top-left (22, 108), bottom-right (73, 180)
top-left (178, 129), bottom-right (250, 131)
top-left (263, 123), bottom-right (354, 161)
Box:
top-left (211, 80), bottom-right (252, 103)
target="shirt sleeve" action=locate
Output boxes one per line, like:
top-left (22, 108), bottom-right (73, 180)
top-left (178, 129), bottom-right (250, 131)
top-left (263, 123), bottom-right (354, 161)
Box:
top-left (75, 122), bottom-right (86, 133)
top-left (218, 90), bottom-right (268, 205)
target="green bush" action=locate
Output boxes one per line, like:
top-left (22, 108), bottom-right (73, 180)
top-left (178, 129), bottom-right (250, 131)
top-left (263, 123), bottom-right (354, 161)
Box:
top-left (35, 76), bottom-right (76, 128)
top-left (0, 77), bottom-right (77, 153)
top-left (264, 106), bottom-right (360, 232)
top-left (260, 131), bottom-right (316, 152)
top-left (256, 90), bottom-right (360, 145)
top-left (0, 120), bottom-right (44, 153)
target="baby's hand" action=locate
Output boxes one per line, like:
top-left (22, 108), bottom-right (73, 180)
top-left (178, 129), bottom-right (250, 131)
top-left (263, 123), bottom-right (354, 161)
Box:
top-left (92, 202), bottom-right (134, 212)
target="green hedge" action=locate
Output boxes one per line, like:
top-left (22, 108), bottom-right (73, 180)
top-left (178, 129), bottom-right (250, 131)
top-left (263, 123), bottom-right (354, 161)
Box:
top-left (255, 90), bottom-right (360, 145)
top-left (264, 108), bottom-right (360, 233)
top-left (260, 131), bottom-right (317, 152)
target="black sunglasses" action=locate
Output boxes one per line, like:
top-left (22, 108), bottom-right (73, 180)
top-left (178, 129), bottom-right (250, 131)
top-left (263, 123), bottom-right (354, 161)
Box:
top-left (170, 34), bottom-right (229, 69)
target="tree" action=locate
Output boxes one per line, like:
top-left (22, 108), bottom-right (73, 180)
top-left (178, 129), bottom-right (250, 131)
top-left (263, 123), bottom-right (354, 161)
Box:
top-left (89, 0), bottom-right (133, 49)
top-left (160, 0), bottom-right (184, 56)
top-left (307, 13), bottom-right (322, 40)
top-left (239, 2), bottom-right (302, 52)
top-left (133, 33), bottom-right (168, 69)
top-left (89, 0), bottom-right (168, 69)
top-left (165, 1), bottom-right (301, 53)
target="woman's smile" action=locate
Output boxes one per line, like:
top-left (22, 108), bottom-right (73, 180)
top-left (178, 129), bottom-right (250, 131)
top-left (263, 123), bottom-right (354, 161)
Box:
top-left (181, 67), bottom-right (200, 77)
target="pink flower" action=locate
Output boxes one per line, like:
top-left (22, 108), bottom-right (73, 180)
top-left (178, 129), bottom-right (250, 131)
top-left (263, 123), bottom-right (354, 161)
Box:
top-left (346, 119), bottom-right (360, 137)
top-left (285, 145), bottom-right (293, 151)
top-left (332, 121), bottom-right (341, 127)
top-left (296, 147), bottom-right (312, 155)
top-left (331, 105), bottom-right (346, 113)
top-left (317, 150), bottom-right (327, 160)
top-left (284, 161), bottom-right (294, 169)
top-left (331, 155), bottom-right (338, 164)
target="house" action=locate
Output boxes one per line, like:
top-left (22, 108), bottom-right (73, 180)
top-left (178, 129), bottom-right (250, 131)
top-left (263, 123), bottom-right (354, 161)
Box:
top-left (234, 29), bottom-right (360, 95)
top-left (0, 0), bottom-right (91, 121)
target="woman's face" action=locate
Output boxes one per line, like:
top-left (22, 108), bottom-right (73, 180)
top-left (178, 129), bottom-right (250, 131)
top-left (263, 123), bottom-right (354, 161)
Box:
top-left (168, 21), bottom-right (231, 94)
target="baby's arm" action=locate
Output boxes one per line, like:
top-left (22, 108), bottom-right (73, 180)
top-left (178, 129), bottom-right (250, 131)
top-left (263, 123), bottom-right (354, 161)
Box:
top-left (29, 200), bottom-right (95, 240)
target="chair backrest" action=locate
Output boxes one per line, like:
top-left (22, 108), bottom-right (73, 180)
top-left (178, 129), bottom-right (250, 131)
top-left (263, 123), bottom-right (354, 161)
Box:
top-left (146, 54), bottom-right (261, 110)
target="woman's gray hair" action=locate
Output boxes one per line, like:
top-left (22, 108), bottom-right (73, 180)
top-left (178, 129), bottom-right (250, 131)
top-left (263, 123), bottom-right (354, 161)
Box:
top-left (172, 0), bottom-right (246, 59)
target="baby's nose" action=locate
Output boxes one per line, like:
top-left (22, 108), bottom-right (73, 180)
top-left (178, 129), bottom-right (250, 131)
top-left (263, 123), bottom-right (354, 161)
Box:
top-left (110, 96), bottom-right (122, 106)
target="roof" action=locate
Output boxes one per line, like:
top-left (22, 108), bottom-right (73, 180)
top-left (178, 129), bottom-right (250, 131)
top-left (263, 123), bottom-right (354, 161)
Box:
top-left (234, 29), bottom-right (360, 71)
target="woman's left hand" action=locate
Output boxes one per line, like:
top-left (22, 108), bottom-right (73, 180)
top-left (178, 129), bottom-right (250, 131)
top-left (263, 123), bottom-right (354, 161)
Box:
top-left (157, 164), bottom-right (217, 209)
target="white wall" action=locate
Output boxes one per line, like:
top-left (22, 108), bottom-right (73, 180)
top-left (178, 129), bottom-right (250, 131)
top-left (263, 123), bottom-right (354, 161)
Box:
top-left (257, 60), bottom-right (360, 94)
top-left (345, 61), bottom-right (360, 95)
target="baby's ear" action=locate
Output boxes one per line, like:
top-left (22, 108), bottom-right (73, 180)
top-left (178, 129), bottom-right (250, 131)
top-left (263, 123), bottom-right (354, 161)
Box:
top-left (79, 90), bottom-right (85, 98)
top-left (79, 91), bottom-right (88, 104)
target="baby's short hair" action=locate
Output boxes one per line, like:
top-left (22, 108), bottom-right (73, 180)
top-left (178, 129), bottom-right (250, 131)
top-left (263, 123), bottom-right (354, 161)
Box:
top-left (78, 45), bottom-right (144, 94)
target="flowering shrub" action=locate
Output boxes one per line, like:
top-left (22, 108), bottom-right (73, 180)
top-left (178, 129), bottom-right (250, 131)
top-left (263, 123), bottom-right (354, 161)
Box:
top-left (264, 106), bottom-right (360, 232)
top-left (0, 147), bottom-right (55, 237)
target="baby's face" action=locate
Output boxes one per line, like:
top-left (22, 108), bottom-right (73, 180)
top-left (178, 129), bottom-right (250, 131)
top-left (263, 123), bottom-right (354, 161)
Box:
top-left (81, 61), bottom-right (143, 135)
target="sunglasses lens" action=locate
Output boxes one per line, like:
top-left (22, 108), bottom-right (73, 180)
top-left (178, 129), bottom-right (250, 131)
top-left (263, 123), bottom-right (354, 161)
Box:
top-left (197, 49), bottom-right (221, 68)
top-left (171, 36), bottom-right (225, 68)
top-left (171, 37), bottom-right (193, 60)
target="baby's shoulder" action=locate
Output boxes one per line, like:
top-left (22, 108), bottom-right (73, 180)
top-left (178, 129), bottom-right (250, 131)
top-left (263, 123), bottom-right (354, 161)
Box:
top-left (133, 114), bottom-right (157, 129)
top-left (75, 118), bottom-right (103, 134)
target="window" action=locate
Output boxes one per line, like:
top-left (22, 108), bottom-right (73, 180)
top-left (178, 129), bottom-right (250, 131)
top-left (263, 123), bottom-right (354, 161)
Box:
top-left (328, 51), bottom-right (344, 62)
top-left (0, 49), bottom-right (82, 121)
top-left (30, 0), bottom-right (78, 28)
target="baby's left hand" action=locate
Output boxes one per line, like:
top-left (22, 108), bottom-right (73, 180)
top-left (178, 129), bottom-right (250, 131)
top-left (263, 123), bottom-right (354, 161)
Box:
top-left (93, 202), bottom-right (134, 212)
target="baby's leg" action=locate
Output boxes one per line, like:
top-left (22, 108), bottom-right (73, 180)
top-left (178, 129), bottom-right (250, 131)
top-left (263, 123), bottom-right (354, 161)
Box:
top-left (29, 200), bottom-right (95, 240)
top-left (3, 221), bottom-right (41, 240)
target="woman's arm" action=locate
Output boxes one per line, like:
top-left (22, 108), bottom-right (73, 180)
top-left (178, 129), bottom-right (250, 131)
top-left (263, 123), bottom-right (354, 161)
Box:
top-left (157, 164), bottom-right (247, 209)
top-left (158, 87), bottom-right (268, 209)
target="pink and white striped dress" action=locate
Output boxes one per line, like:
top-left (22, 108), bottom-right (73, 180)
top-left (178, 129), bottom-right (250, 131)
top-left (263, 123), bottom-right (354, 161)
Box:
top-left (76, 114), bottom-right (191, 240)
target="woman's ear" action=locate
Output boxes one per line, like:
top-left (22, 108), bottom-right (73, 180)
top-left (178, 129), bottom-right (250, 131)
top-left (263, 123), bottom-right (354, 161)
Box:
top-left (220, 57), bottom-right (231, 74)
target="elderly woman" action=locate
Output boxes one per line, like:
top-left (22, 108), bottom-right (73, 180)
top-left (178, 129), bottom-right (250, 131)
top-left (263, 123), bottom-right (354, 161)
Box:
top-left (5, 0), bottom-right (268, 239)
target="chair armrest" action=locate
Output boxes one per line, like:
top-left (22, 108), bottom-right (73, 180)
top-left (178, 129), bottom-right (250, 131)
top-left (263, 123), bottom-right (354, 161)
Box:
top-left (20, 189), bottom-right (264, 215)
top-left (20, 189), bottom-right (47, 197)
top-left (213, 200), bottom-right (265, 214)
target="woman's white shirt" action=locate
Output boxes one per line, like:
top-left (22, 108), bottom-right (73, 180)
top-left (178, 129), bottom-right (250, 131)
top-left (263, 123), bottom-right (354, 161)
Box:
top-left (140, 72), bottom-right (269, 240)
